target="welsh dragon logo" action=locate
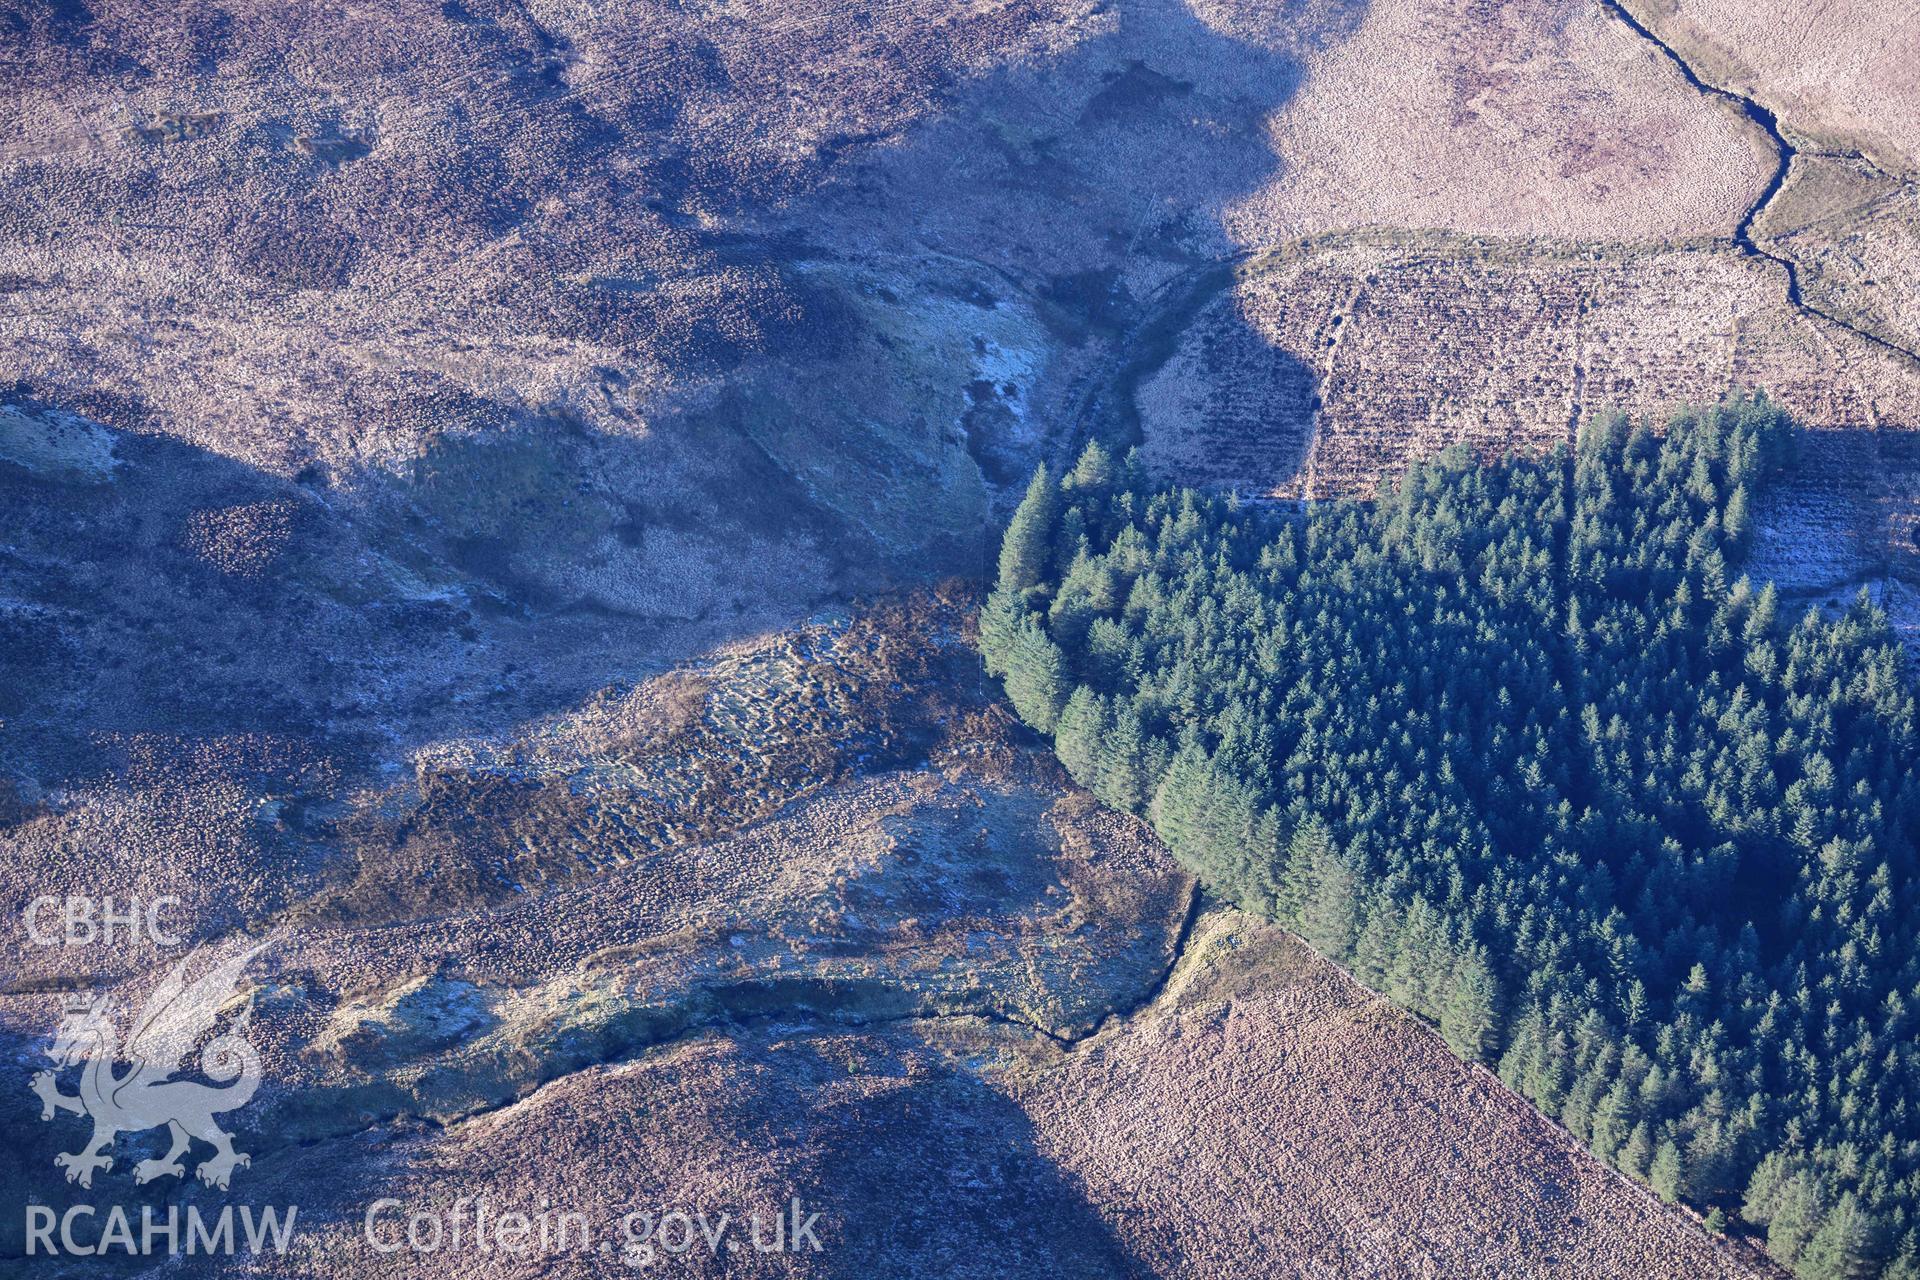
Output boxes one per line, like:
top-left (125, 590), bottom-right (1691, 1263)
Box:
top-left (30, 939), bottom-right (269, 1190)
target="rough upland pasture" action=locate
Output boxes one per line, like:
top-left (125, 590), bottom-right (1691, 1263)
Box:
top-left (3, 0), bottom-right (1915, 1275)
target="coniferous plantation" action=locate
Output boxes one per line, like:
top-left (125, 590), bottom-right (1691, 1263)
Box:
top-left (982, 398), bottom-right (1920, 1279)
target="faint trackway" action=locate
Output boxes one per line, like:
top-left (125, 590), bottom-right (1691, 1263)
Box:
top-left (9, 878), bottom-right (1209, 1177)
top-left (251, 881), bottom-right (1209, 1155)
top-left (1598, 0), bottom-right (1920, 369)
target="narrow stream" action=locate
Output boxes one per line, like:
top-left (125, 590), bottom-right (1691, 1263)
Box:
top-left (1598, 0), bottom-right (1920, 366)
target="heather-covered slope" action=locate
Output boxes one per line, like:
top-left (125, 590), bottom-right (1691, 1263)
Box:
top-left (6, 0), bottom-right (1915, 1274)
